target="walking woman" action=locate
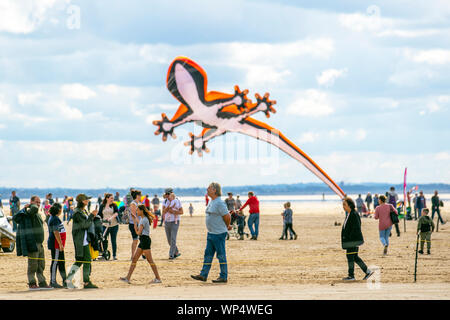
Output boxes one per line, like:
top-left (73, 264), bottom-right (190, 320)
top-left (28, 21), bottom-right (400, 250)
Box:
top-left (120, 205), bottom-right (161, 284)
top-left (128, 190), bottom-right (142, 260)
top-left (341, 197), bottom-right (374, 281)
top-left (374, 195), bottom-right (398, 255)
top-left (98, 193), bottom-right (120, 260)
top-left (65, 194), bottom-right (99, 289)
top-left (47, 203), bottom-right (67, 288)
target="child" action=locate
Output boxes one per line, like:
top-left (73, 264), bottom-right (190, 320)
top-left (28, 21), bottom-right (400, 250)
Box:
top-left (280, 202), bottom-right (297, 240)
top-left (189, 203), bottom-right (194, 217)
top-left (417, 208), bottom-right (435, 255)
top-left (236, 209), bottom-right (246, 240)
top-left (120, 205), bottom-right (161, 284)
top-left (43, 200), bottom-right (51, 224)
top-left (47, 203), bottom-right (67, 288)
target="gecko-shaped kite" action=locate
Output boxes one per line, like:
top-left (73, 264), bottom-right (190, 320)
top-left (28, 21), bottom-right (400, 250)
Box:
top-left (153, 57), bottom-right (345, 199)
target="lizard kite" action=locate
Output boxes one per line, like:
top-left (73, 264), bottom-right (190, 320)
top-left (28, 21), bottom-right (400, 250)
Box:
top-left (153, 56), bottom-right (345, 199)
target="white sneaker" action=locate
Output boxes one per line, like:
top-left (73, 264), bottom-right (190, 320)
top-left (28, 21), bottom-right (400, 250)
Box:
top-left (65, 279), bottom-right (76, 289)
top-left (120, 277), bottom-right (130, 284)
top-left (150, 278), bottom-right (162, 284)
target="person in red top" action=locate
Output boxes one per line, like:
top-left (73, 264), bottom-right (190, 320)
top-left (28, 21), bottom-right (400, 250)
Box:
top-left (205, 193), bottom-right (210, 206)
top-left (239, 192), bottom-right (260, 240)
top-left (374, 195), bottom-right (398, 255)
top-left (144, 195), bottom-right (151, 210)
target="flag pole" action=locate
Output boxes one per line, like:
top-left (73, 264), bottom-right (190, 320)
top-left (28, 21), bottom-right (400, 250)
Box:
top-left (414, 233), bottom-right (419, 282)
top-left (403, 167), bottom-right (407, 232)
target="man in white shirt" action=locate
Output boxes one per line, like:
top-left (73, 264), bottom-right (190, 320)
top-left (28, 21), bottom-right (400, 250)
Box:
top-left (162, 188), bottom-right (183, 259)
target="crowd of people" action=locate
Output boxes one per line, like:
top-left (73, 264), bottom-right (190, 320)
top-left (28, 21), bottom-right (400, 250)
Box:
top-left (3, 186), bottom-right (446, 289)
top-left (340, 187), bottom-right (445, 281)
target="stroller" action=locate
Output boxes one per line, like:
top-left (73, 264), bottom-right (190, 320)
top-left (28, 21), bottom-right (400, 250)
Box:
top-left (93, 216), bottom-right (111, 261)
top-left (226, 210), bottom-right (249, 240)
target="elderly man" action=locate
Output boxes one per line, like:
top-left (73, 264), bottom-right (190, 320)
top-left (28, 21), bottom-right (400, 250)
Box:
top-left (14, 196), bottom-right (53, 290)
top-left (191, 182), bottom-right (231, 283)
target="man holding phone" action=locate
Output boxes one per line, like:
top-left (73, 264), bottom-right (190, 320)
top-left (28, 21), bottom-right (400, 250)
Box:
top-left (65, 194), bottom-right (99, 289)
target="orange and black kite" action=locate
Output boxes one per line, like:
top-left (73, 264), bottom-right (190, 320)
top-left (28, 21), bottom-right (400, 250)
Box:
top-left (153, 57), bottom-right (346, 199)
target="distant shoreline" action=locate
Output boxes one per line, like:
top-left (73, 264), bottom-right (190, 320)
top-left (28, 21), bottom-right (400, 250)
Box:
top-left (1, 182), bottom-right (449, 199)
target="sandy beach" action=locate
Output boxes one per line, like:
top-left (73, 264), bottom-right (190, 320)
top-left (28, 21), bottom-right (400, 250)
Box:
top-left (1, 200), bottom-right (449, 300)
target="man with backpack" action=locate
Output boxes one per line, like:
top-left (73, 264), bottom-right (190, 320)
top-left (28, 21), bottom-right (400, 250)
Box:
top-left (417, 208), bottom-right (435, 254)
top-left (387, 187), bottom-right (400, 237)
top-left (431, 190), bottom-right (445, 225)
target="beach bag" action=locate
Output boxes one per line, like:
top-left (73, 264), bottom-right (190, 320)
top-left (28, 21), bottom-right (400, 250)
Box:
top-left (362, 203), bottom-right (367, 213)
top-left (439, 200), bottom-right (444, 207)
top-left (388, 194), bottom-right (396, 206)
top-left (390, 205), bottom-right (399, 224)
top-left (122, 206), bottom-right (130, 224)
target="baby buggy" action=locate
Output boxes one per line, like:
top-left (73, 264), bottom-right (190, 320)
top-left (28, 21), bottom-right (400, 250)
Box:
top-left (93, 217), bottom-right (111, 261)
top-left (226, 210), bottom-right (249, 240)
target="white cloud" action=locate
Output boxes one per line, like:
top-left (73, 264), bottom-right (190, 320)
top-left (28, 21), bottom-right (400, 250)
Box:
top-left (145, 113), bottom-right (163, 125)
top-left (298, 132), bottom-right (320, 144)
top-left (226, 38), bottom-right (335, 65)
top-left (388, 68), bottom-right (435, 87)
top-left (329, 129), bottom-right (349, 140)
top-left (338, 6), bottom-right (393, 33)
top-left (299, 128), bottom-right (366, 144)
top-left (311, 151), bottom-right (450, 184)
top-left (376, 29), bottom-right (442, 38)
top-left (151, 103), bottom-right (179, 111)
top-left (18, 92), bottom-right (43, 105)
top-left (435, 152), bottom-right (450, 161)
top-left (61, 83), bottom-right (97, 100)
top-left (244, 66), bottom-right (291, 87)
top-left (219, 38), bottom-right (334, 87)
top-left (0, 0), bottom-right (65, 34)
top-left (287, 89), bottom-right (334, 117)
top-left (355, 129), bottom-right (367, 142)
top-left (405, 49), bottom-right (450, 65)
top-left (44, 100), bottom-right (83, 120)
top-left (419, 95), bottom-right (450, 115)
top-left (316, 68), bottom-right (347, 87)
top-left (0, 95), bottom-right (11, 115)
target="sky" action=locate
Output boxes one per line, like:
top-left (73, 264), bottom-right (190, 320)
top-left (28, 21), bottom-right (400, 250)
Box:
top-left (0, 0), bottom-right (449, 190)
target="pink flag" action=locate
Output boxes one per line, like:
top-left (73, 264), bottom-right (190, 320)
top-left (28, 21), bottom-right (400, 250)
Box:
top-left (403, 167), bottom-right (407, 206)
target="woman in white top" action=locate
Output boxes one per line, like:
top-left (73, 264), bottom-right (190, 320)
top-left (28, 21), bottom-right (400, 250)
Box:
top-left (98, 193), bottom-right (119, 260)
top-left (128, 190), bottom-right (142, 260)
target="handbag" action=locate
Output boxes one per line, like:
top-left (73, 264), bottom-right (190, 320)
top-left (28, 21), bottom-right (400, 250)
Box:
top-left (390, 205), bottom-right (399, 224)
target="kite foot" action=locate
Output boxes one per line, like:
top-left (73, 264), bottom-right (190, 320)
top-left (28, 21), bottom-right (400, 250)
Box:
top-left (255, 93), bottom-right (277, 118)
top-left (233, 85), bottom-right (252, 112)
top-left (153, 113), bottom-right (176, 141)
top-left (184, 132), bottom-right (210, 157)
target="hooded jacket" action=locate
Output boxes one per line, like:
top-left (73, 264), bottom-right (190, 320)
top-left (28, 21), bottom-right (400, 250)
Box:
top-left (13, 208), bottom-right (38, 257)
top-left (71, 207), bottom-right (95, 257)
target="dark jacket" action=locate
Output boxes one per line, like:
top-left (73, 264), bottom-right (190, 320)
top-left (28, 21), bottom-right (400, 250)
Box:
top-left (71, 207), bottom-right (95, 257)
top-left (341, 210), bottom-right (364, 249)
top-left (431, 195), bottom-right (439, 209)
top-left (13, 209), bottom-right (38, 256)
